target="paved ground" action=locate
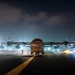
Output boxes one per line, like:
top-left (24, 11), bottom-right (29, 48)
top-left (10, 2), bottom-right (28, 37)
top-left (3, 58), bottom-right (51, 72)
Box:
top-left (0, 55), bottom-right (29, 75)
top-left (0, 54), bottom-right (75, 75)
top-left (20, 54), bottom-right (75, 75)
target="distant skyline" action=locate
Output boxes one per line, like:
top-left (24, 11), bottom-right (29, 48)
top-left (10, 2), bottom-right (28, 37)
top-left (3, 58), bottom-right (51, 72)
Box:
top-left (0, 0), bottom-right (75, 42)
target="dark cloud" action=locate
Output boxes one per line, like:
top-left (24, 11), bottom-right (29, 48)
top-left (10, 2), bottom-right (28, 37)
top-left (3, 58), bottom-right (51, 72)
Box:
top-left (0, 2), bottom-right (75, 41)
top-left (0, 3), bottom-right (22, 25)
top-left (0, 3), bottom-right (75, 26)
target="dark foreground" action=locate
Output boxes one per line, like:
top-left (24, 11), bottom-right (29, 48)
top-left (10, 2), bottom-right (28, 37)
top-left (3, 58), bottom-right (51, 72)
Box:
top-left (20, 54), bottom-right (75, 75)
top-left (0, 54), bottom-right (75, 75)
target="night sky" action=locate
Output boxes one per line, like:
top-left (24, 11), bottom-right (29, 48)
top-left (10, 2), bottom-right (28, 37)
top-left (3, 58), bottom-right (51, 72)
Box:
top-left (0, 0), bottom-right (75, 42)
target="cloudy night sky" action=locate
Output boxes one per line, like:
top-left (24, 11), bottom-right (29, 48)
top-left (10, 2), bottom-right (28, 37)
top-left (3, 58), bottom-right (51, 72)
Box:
top-left (0, 0), bottom-right (75, 42)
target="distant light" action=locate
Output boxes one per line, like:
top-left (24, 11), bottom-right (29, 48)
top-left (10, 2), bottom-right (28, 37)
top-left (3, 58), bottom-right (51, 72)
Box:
top-left (9, 48), bottom-right (12, 50)
top-left (20, 45), bottom-right (24, 49)
top-left (63, 50), bottom-right (73, 54)
top-left (70, 44), bottom-right (74, 46)
top-left (4, 46), bottom-right (7, 49)
top-left (57, 49), bottom-right (59, 52)
top-left (52, 49), bottom-right (54, 52)
top-left (73, 50), bottom-right (75, 53)
top-left (48, 47), bottom-right (51, 50)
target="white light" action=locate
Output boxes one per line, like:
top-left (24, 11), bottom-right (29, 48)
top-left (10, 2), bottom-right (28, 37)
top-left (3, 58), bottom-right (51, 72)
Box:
top-left (52, 49), bottom-right (54, 52)
top-left (9, 48), bottom-right (12, 50)
top-left (48, 47), bottom-right (51, 50)
top-left (73, 50), bottom-right (75, 53)
top-left (70, 44), bottom-right (73, 46)
top-left (57, 49), bottom-right (59, 52)
top-left (4, 46), bottom-right (7, 49)
top-left (20, 45), bottom-right (24, 49)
